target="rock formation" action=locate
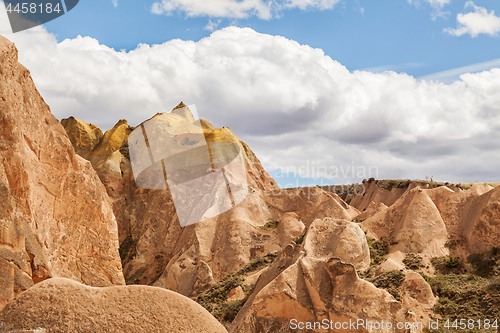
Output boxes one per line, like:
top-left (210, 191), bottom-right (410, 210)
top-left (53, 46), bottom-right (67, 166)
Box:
top-left (231, 218), bottom-right (432, 333)
top-left (57, 102), bottom-right (500, 333)
top-left (61, 104), bottom-right (362, 297)
top-left (0, 36), bottom-right (124, 311)
top-left (0, 277), bottom-right (228, 333)
top-left (2, 33), bottom-right (498, 333)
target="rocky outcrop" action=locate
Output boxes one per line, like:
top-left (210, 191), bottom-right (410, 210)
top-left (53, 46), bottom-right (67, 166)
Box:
top-left (0, 277), bottom-right (228, 333)
top-left (58, 105), bottom-right (500, 332)
top-left (360, 187), bottom-right (449, 274)
top-left (348, 179), bottom-right (429, 212)
top-left (61, 118), bottom-right (134, 244)
top-left (231, 218), bottom-right (432, 333)
top-left (0, 36), bottom-right (124, 311)
top-left (61, 104), bottom-right (362, 298)
top-left (424, 184), bottom-right (499, 255)
top-left (59, 117), bottom-right (103, 158)
top-left (353, 201), bottom-right (388, 222)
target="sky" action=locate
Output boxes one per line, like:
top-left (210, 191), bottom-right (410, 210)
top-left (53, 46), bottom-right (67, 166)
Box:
top-left (0, 0), bottom-right (499, 187)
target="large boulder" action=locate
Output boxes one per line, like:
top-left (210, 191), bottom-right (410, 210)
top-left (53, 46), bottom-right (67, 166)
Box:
top-left (0, 36), bottom-right (124, 310)
top-left (0, 277), bottom-right (228, 333)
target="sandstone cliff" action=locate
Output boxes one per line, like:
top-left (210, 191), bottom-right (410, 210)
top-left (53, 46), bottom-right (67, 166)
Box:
top-left (0, 36), bottom-right (124, 311)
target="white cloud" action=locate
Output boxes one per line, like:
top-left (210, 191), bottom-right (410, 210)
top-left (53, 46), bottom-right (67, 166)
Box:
top-left (205, 19), bottom-right (222, 31)
top-left (151, 0), bottom-right (275, 19)
top-left (408, 0), bottom-right (450, 10)
top-left (2, 19), bottom-right (499, 185)
top-left (283, 0), bottom-right (340, 11)
top-left (150, 0), bottom-right (340, 19)
top-left (407, 0), bottom-right (451, 19)
top-left (112, 0), bottom-right (118, 8)
top-left (426, 0), bottom-right (450, 9)
top-left (445, 1), bottom-right (500, 37)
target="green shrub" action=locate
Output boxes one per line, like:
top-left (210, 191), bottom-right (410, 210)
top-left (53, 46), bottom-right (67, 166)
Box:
top-left (357, 238), bottom-right (389, 279)
top-left (431, 256), bottom-right (465, 274)
top-left (368, 238), bottom-right (389, 266)
top-left (195, 251), bottom-right (280, 323)
top-left (403, 253), bottom-right (423, 270)
top-left (370, 270), bottom-right (406, 301)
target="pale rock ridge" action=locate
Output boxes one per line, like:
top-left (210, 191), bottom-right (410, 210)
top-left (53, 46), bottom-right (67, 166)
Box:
top-left (0, 36), bottom-right (124, 311)
top-left (348, 179), bottom-right (425, 211)
top-left (0, 277), bottom-right (228, 333)
top-left (424, 184), bottom-right (499, 255)
top-left (353, 201), bottom-right (388, 222)
top-left (361, 187), bottom-right (449, 259)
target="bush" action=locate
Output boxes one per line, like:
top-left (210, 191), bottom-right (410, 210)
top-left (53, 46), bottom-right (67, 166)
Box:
top-left (403, 253), bottom-right (423, 270)
top-left (431, 256), bottom-right (465, 274)
top-left (370, 270), bottom-right (406, 301)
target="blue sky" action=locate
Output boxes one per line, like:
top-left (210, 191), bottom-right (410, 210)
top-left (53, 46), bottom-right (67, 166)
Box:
top-left (1, 0), bottom-right (499, 187)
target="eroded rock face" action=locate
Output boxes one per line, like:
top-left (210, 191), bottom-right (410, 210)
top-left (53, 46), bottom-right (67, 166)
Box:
top-left (0, 36), bottom-right (124, 311)
top-left (61, 104), bottom-right (363, 298)
top-left (58, 97), bottom-right (499, 330)
top-left (0, 277), bottom-right (228, 333)
top-left (231, 218), bottom-right (435, 332)
top-left (361, 187), bottom-right (449, 257)
top-left (424, 184), bottom-right (500, 255)
top-left (59, 117), bottom-right (103, 158)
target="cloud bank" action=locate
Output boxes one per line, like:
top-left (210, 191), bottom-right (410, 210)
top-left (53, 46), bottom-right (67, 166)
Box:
top-left (1, 18), bottom-right (499, 185)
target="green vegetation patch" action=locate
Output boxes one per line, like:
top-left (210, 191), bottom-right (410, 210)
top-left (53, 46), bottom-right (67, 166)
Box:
top-left (377, 179), bottom-right (411, 191)
top-left (431, 256), bottom-right (466, 275)
top-left (195, 252), bottom-right (280, 325)
top-left (357, 237), bottom-right (389, 279)
top-left (424, 250), bottom-right (500, 332)
top-left (260, 220), bottom-right (279, 231)
top-left (456, 184), bottom-right (472, 191)
top-left (369, 270), bottom-right (406, 301)
top-left (445, 236), bottom-right (465, 249)
top-left (403, 253), bottom-right (423, 270)
top-left (431, 274), bottom-right (500, 327)
top-left (468, 247), bottom-right (500, 278)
